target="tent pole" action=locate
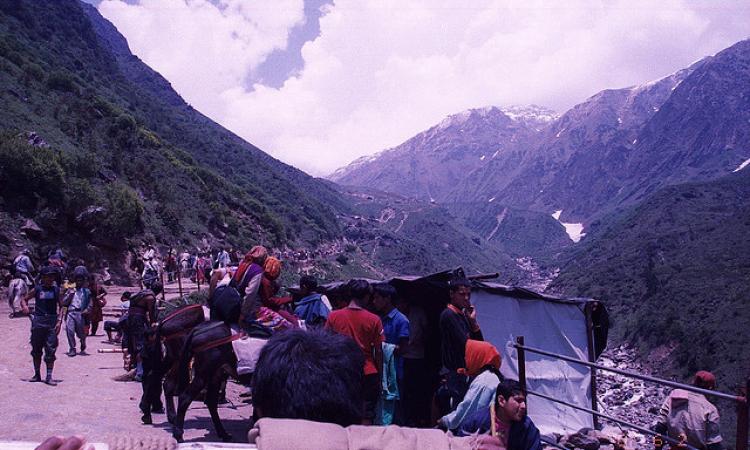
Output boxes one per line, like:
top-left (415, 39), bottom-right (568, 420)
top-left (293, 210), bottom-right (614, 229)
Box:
top-left (516, 336), bottom-right (527, 401)
top-left (585, 302), bottom-right (600, 429)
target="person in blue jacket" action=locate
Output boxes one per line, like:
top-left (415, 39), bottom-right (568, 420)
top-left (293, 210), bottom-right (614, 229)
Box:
top-left (293, 275), bottom-right (330, 328)
top-left (459, 379), bottom-right (542, 450)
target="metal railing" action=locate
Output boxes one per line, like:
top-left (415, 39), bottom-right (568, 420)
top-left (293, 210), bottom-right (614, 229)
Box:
top-left (514, 336), bottom-right (749, 450)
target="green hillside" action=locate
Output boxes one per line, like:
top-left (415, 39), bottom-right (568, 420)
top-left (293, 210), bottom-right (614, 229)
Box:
top-left (551, 169), bottom-right (750, 439)
top-left (0, 0), bottom-right (343, 256)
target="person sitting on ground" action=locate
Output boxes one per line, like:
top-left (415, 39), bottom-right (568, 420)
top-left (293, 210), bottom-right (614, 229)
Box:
top-left (439, 275), bottom-right (484, 415)
top-left (325, 279), bottom-right (384, 425)
top-left (252, 328), bottom-right (365, 426)
top-left (653, 370), bottom-right (724, 450)
top-left (104, 291), bottom-right (131, 343)
top-left (439, 340), bottom-right (503, 432)
top-left (459, 378), bottom-right (542, 450)
top-left (294, 275), bottom-right (330, 328)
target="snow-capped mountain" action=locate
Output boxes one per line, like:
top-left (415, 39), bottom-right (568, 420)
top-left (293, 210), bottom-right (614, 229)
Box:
top-left (329, 105), bottom-right (557, 202)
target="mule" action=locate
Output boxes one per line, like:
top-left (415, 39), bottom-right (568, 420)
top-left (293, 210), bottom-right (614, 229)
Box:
top-left (172, 320), bottom-right (238, 442)
top-left (7, 277), bottom-right (28, 317)
top-left (157, 304), bottom-right (205, 424)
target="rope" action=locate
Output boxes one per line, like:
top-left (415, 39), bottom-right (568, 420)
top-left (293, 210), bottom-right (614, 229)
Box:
top-left (193, 332), bottom-right (245, 353)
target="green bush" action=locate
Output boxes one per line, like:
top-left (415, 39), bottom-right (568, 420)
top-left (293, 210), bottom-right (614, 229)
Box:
top-left (46, 70), bottom-right (78, 93)
top-left (64, 177), bottom-right (100, 214)
top-left (22, 62), bottom-right (43, 82)
top-left (100, 182), bottom-right (143, 238)
top-left (0, 134), bottom-right (65, 207)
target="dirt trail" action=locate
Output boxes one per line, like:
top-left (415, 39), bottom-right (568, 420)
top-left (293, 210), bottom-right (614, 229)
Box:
top-left (0, 280), bottom-right (251, 445)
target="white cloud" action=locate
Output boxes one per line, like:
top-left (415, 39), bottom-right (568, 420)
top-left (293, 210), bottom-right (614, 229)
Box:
top-left (98, 0), bottom-right (305, 119)
top-left (98, 0), bottom-right (750, 175)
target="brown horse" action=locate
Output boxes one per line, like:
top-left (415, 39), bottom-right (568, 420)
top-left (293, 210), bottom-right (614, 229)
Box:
top-left (172, 320), bottom-right (238, 442)
top-left (157, 304), bottom-right (205, 424)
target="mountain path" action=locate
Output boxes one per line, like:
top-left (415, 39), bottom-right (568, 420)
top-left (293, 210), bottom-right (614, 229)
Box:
top-left (0, 281), bottom-right (251, 445)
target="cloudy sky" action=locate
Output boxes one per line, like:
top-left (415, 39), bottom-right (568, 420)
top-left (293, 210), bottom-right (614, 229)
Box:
top-left (93, 0), bottom-right (750, 176)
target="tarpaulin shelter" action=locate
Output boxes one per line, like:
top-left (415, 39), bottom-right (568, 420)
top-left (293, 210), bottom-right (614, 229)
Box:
top-left (320, 268), bottom-right (609, 435)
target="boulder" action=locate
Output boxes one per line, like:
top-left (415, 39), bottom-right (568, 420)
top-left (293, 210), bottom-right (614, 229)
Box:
top-left (21, 219), bottom-right (43, 236)
top-left (567, 431), bottom-right (601, 450)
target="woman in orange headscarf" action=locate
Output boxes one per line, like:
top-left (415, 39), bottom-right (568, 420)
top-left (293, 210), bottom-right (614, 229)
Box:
top-left (438, 340), bottom-right (503, 432)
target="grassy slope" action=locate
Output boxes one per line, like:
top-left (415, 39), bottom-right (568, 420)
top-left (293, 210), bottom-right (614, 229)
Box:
top-left (0, 0), bottom-right (342, 252)
top-left (551, 170), bottom-right (750, 439)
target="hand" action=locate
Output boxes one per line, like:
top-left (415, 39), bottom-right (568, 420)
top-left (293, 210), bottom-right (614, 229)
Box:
top-left (35, 435), bottom-right (93, 450)
top-left (466, 305), bottom-right (477, 322)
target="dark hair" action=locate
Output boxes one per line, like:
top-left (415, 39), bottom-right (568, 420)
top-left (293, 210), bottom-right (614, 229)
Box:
top-left (121, 291), bottom-right (132, 300)
top-left (495, 378), bottom-right (524, 402)
top-left (448, 277), bottom-right (471, 292)
top-left (372, 282), bottom-right (397, 300)
top-left (150, 281), bottom-right (163, 296)
top-left (299, 275), bottom-right (318, 291)
top-left (252, 329), bottom-right (364, 426)
top-left (346, 279), bottom-right (371, 300)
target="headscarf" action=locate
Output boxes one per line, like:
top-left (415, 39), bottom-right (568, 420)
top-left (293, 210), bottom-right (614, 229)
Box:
top-left (263, 256), bottom-right (282, 280)
top-left (249, 245), bottom-right (268, 263)
top-left (233, 246), bottom-right (268, 286)
top-left (464, 339), bottom-right (501, 377)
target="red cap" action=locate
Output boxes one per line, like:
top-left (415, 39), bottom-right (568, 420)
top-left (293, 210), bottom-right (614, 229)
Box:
top-left (694, 370), bottom-right (716, 389)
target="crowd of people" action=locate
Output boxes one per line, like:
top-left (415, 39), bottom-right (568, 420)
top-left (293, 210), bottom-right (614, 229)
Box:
top-left (3, 246), bottom-right (729, 450)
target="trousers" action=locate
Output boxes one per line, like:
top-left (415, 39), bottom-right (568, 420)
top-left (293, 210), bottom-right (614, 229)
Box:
top-left (66, 310), bottom-right (87, 351)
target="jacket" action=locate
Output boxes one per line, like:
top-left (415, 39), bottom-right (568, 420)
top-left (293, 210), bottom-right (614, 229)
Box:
top-left (459, 408), bottom-right (542, 450)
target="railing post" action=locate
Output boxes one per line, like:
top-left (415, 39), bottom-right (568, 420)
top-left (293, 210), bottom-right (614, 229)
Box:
top-left (159, 268), bottom-right (166, 306)
top-left (177, 264), bottom-right (184, 301)
top-left (585, 302), bottom-right (600, 429)
top-left (517, 336), bottom-right (527, 396)
top-left (737, 377), bottom-right (749, 450)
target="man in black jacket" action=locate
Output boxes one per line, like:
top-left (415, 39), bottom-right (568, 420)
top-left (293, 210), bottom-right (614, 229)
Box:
top-left (438, 276), bottom-right (483, 413)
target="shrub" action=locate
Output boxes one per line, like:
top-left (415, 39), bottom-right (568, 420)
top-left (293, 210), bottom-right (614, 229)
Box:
top-left (100, 182), bottom-right (143, 239)
top-left (22, 62), bottom-right (44, 82)
top-left (0, 134), bottom-right (65, 207)
top-left (46, 70), bottom-right (78, 93)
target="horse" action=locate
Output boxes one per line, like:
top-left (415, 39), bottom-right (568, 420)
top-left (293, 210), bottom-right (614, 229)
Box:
top-left (157, 304), bottom-right (205, 424)
top-left (7, 277), bottom-right (28, 317)
top-left (172, 320), bottom-right (238, 442)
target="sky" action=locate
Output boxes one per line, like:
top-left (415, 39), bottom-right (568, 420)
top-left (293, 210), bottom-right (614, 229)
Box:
top-left (93, 0), bottom-right (750, 176)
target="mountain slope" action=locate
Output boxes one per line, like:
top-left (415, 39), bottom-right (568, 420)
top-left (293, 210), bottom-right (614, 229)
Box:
top-left (330, 105), bottom-right (556, 203)
top-left (0, 0), bottom-right (345, 255)
top-left (549, 168), bottom-right (750, 436)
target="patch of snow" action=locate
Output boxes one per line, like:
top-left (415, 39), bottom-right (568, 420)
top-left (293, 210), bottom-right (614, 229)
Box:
top-left (502, 105), bottom-right (559, 123)
top-left (488, 197), bottom-right (496, 203)
top-left (617, 117), bottom-right (622, 124)
top-left (652, 106), bottom-right (659, 112)
top-left (733, 157), bottom-right (750, 173)
top-left (492, 150), bottom-right (500, 158)
top-left (480, 155), bottom-right (486, 161)
top-left (555, 127), bottom-right (566, 138)
top-left (632, 139), bottom-right (638, 145)
top-left (551, 210), bottom-right (586, 243)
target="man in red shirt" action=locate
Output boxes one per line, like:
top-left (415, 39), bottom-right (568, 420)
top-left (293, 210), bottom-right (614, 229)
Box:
top-left (326, 279), bottom-right (384, 424)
